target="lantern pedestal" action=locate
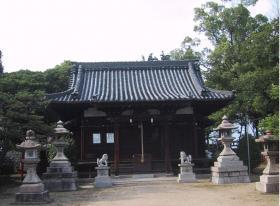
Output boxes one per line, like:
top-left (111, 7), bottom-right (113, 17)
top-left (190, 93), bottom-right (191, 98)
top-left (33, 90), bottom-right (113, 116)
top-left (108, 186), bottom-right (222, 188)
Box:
top-left (177, 163), bottom-right (196, 183)
top-left (255, 151), bottom-right (279, 193)
top-left (255, 132), bottom-right (279, 193)
top-left (43, 139), bottom-right (77, 191)
top-left (15, 160), bottom-right (51, 204)
top-left (211, 155), bottom-right (250, 184)
top-left (94, 166), bottom-right (112, 188)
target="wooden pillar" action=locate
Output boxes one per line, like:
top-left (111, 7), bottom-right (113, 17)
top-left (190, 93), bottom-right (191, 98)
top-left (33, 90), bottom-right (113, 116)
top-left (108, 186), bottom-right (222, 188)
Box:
top-left (114, 124), bottom-right (120, 176)
top-left (80, 119), bottom-right (85, 160)
top-left (164, 122), bottom-right (172, 173)
top-left (193, 116), bottom-right (198, 158)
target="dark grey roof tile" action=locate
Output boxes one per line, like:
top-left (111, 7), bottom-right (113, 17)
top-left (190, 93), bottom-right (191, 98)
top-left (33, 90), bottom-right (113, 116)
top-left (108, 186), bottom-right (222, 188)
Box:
top-left (47, 60), bottom-right (233, 103)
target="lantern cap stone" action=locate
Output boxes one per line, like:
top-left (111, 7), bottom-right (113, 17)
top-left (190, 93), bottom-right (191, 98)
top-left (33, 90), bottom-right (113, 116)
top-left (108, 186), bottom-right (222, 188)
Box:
top-left (214, 115), bottom-right (238, 131)
top-left (16, 130), bottom-right (41, 149)
top-left (256, 131), bottom-right (279, 142)
top-left (54, 120), bottom-right (69, 135)
top-left (26, 130), bottom-right (36, 140)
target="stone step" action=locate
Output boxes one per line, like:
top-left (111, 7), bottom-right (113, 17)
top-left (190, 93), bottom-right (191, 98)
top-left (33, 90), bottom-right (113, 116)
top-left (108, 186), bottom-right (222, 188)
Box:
top-left (43, 179), bottom-right (77, 192)
top-left (47, 166), bottom-right (74, 173)
top-left (211, 165), bottom-right (248, 172)
top-left (214, 161), bottom-right (244, 167)
top-left (212, 175), bottom-right (250, 184)
top-left (49, 162), bottom-right (71, 168)
top-left (212, 170), bottom-right (249, 177)
top-left (43, 171), bottom-right (77, 179)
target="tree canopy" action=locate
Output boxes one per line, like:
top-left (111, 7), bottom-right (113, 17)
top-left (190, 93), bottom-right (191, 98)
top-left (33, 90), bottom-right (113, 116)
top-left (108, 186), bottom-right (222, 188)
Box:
top-left (0, 61), bottom-right (72, 166)
top-left (171, 2), bottom-right (279, 135)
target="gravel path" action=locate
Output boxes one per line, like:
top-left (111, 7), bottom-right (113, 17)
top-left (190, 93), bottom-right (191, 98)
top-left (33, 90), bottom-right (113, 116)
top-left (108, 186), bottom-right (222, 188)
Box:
top-left (0, 179), bottom-right (278, 206)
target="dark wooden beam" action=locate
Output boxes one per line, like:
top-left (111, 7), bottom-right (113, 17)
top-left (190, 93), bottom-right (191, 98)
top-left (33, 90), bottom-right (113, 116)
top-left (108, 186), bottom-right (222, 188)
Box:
top-left (80, 117), bottom-right (85, 160)
top-left (114, 124), bottom-right (120, 176)
top-left (80, 129), bottom-right (84, 161)
top-left (163, 122), bottom-right (172, 173)
top-left (193, 116), bottom-right (198, 158)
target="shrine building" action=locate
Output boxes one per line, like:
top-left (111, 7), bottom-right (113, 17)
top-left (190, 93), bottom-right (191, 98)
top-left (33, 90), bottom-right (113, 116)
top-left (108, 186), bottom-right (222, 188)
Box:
top-left (47, 60), bottom-right (233, 175)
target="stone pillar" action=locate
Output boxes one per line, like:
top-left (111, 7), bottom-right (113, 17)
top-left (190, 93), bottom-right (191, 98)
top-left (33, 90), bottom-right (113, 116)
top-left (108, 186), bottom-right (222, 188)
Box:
top-left (255, 131), bottom-right (279, 193)
top-left (43, 120), bottom-right (77, 191)
top-left (211, 116), bottom-right (250, 184)
top-left (177, 152), bottom-right (196, 183)
top-left (15, 130), bottom-right (51, 204)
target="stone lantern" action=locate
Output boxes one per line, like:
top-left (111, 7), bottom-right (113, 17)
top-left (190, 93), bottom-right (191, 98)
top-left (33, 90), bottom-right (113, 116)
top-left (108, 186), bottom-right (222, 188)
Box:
top-left (43, 120), bottom-right (77, 191)
top-left (15, 130), bottom-right (51, 204)
top-left (211, 116), bottom-right (250, 184)
top-left (255, 131), bottom-right (279, 193)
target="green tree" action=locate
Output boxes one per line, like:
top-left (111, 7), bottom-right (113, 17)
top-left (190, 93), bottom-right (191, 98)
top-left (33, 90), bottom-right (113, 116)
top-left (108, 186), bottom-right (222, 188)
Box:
top-left (0, 72), bottom-right (51, 167)
top-left (192, 2), bottom-right (278, 134)
top-left (0, 61), bottom-right (72, 169)
top-left (170, 36), bottom-right (201, 60)
top-left (258, 84), bottom-right (279, 136)
top-left (44, 61), bottom-right (72, 93)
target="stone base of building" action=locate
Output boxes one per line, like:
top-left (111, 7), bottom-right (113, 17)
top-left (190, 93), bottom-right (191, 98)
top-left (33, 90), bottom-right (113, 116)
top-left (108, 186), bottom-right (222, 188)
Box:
top-left (43, 161), bottom-right (77, 191)
top-left (177, 173), bottom-right (196, 183)
top-left (14, 190), bottom-right (51, 204)
top-left (256, 174), bottom-right (279, 193)
top-left (211, 155), bottom-right (250, 184)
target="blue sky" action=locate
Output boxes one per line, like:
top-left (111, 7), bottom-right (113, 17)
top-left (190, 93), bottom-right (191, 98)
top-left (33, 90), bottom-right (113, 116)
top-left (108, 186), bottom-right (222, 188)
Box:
top-left (0, 0), bottom-right (277, 72)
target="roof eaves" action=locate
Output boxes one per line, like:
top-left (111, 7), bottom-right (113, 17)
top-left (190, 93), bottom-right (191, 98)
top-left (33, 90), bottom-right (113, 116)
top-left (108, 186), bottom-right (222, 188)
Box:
top-left (206, 88), bottom-right (234, 96)
top-left (46, 88), bottom-right (74, 99)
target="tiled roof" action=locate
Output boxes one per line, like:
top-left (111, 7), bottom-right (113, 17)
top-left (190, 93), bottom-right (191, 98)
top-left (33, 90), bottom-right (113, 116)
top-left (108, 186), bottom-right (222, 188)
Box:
top-left (47, 60), bottom-right (233, 103)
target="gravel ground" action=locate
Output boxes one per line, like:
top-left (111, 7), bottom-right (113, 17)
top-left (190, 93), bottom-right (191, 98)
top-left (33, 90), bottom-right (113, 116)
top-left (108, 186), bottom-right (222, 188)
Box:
top-left (0, 178), bottom-right (278, 206)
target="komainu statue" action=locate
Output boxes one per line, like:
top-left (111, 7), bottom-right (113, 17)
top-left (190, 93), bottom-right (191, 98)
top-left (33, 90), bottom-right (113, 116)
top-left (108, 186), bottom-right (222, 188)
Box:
top-left (180, 151), bottom-right (192, 164)
top-left (94, 154), bottom-right (112, 187)
top-left (97, 154), bottom-right (108, 167)
top-left (177, 151), bottom-right (196, 183)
